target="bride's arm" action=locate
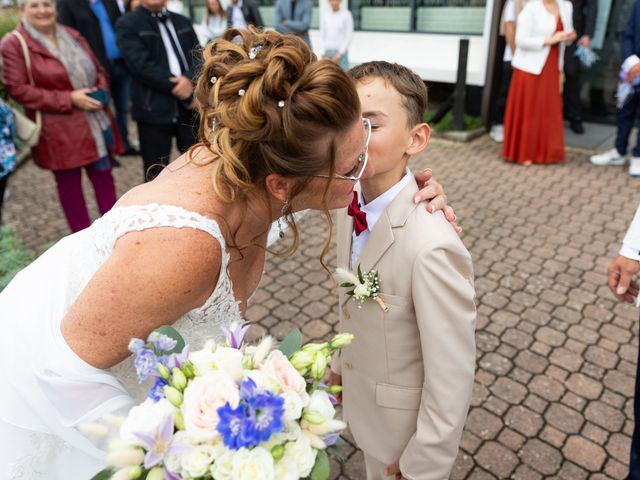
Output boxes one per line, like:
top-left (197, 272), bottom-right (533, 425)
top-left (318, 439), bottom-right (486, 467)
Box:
top-left (61, 227), bottom-right (222, 369)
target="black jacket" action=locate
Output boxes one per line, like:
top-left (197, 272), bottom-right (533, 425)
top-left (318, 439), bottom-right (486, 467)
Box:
top-left (57, 0), bottom-right (122, 71)
top-left (226, 0), bottom-right (264, 29)
top-left (570, 0), bottom-right (597, 38)
top-left (115, 7), bottom-right (201, 124)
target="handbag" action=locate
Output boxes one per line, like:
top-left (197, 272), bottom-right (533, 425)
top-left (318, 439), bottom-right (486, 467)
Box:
top-left (8, 30), bottom-right (41, 148)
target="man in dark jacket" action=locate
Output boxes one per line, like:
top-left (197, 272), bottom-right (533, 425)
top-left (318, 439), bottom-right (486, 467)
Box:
top-left (116, 0), bottom-right (201, 181)
top-left (589, 0), bottom-right (640, 177)
top-left (227, 0), bottom-right (264, 30)
top-left (563, 0), bottom-right (597, 134)
top-left (57, 0), bottom-right (138, 155)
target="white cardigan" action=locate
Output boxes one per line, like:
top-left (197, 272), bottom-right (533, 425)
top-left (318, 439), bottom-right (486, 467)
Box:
top-left (511, 0), bottom-right (574, 75)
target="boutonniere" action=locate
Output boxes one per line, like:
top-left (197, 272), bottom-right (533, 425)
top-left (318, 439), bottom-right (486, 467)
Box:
top-left (335, 265), bottom-right (389, 312)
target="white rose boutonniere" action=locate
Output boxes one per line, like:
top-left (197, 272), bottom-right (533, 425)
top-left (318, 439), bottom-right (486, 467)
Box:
top-left (334, 265), bottom-right (388, 312)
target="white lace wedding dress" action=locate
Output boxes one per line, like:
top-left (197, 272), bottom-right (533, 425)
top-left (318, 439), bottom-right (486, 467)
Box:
top-left (0, 204), bottom-right (246, 480)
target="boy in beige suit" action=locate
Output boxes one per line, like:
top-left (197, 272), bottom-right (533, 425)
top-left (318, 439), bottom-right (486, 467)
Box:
top-left (330, 62), bottom-right (477, 480)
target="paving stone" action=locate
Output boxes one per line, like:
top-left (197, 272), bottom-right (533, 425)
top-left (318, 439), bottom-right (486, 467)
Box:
top-left (506, 405), bottom-right (544, 437)
top-left (519, 439), bottom-right (563, 475)
top-left (473, 441), bottom-right (518, 478)
top-left (566, 373), bottom-right (604, 399)
top-left (562, 436), bottom-right (607, 472)
top-left (544, 403), bottom-right (584, 434)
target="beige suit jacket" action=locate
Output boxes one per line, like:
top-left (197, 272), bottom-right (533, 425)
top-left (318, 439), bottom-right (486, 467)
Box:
top-left (333, 180), bottom-right (477, 480)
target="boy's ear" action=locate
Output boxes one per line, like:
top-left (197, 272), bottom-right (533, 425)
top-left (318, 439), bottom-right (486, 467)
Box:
top-left (405, 123), bottom-right (431, 156)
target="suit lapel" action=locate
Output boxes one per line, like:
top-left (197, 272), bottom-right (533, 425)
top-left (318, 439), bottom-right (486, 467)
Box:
top-left (356, 179), bottom-right (420, 272)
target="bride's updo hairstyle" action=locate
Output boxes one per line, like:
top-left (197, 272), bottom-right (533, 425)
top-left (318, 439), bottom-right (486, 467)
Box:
top-left (193, 27), bottom-right (360, 256)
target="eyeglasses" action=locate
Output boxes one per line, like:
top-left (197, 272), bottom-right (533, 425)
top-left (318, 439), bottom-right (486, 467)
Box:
top-left (313, 118), bottom-right (371, 183)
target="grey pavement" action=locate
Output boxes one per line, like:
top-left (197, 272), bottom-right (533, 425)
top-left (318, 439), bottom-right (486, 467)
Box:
top-left (3, 134), bottom-right (640, 479)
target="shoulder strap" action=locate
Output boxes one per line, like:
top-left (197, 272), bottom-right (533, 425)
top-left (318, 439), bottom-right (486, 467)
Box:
top-left (9, 30), bottom-right (41, 128)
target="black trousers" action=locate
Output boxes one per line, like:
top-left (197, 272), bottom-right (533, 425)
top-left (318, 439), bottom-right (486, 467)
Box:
top-left (493, 61), bottom-right (513, 125)
top-left (563, 43), bottom-right (582, 123)
top-left (0, 173), bottom-right (8, 225)
top-left (137, 104), bottom-right (199, 182)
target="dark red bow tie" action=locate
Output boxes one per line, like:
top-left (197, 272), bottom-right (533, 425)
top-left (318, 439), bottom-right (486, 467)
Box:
top-left (347, 191), bottom-right (368, 236)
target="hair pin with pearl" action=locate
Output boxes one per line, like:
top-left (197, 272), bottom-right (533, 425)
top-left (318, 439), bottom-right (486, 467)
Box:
top-left (277, 100), bottom-right (285, 108)
top-left (248, 45), bottom-right (263, 60)
top-left (238, 89), bottom-right (246, 96)
top-left (210, 76), bottom-right (217, 85)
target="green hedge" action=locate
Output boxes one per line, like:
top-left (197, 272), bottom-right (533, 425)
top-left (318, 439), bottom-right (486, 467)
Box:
top-left (0, 8), bottom-right (19, 39)
top-left (0, 226), bottom-right (36, 291)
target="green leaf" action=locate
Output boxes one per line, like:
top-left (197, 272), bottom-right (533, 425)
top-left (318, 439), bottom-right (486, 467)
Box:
top-left (357, 264), bottom-right (364, 284)
top-left (346, 290), bottom-right (355, 296)
top-left (310, 449), bottom-right (330, 480)
top-left (154, 325), bottom-right (185, 354)
top-left (279, 328), bottom-right (302, 358)
top-left (90, 468), bottom-right (115, 480)
top-left (339, 282), bottom-right (354, 288)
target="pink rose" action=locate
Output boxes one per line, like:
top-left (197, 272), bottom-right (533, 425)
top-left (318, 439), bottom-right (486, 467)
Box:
top-left (182, 371), bottom-right (239, 442)
top-left (261, 350), bottom-right (309, 401)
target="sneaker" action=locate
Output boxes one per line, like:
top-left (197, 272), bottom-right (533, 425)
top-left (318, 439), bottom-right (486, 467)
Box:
top-left (590, 148), bottom-right (626, 166)
top-left (630, 156), bottom-right (640, 176)
top-left (489, 124), bottom-right (504, 143)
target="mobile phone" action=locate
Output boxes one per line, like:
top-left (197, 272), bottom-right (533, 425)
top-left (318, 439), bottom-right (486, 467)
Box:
top-left (86, 89), bottom-right (109, 105)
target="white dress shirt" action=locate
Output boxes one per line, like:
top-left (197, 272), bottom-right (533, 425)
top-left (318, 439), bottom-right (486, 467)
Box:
top-left (351, 169), bottom-right (413, 269)
top-left (157, 18), bottom-right (189, 77)
top-left (621, 204), bottom-right (640, 262)
top-left (320, 8), bottom-right (353, 55)
top-left (231, 0), bottom-right (248, 29)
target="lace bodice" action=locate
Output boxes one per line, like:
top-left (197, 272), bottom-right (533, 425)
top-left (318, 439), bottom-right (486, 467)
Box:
top-left (96, 203), bottom-right (244, 400)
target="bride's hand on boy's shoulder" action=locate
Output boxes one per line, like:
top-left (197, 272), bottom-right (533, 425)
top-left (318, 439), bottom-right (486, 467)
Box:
top-left (413, 168), bottom-right (461, 233)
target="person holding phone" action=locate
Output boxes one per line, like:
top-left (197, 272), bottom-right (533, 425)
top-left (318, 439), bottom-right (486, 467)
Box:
top-left (0, 0), bottom-right (122, 233)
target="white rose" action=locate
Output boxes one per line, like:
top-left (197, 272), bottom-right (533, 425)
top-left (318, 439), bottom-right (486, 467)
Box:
top-left (281, 390), bottom-right (304, 423)
top-left (182, 371), bottom-right (239, 442)
top-left (261, 350), bottom-right (309, 404)
top-left (231, 447), bottom-right (274, 480)
top-left (283, 435), bottom-right (317, 478)
top-left (120, 398), bottom-right (175, 445)
top-left (211, 347), bottom-right (244, 381)
top-left (354, 283), bottom-right (370, 299)
top-left (211, 449), bottom-right (234, 480)
top-left (304, 390), bottom-right (336, 422)
top-left (273, 456), bottom-right (300, 480)
top-left (189, 341), bottom-right (217, 375)
top-left (180, 444), bottom-right (217, 478)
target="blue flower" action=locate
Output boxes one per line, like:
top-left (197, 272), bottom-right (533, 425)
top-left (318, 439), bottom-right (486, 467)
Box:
top-left (128, 338), bottom-right (145, 354)
top-left (134, 348), bottom-right (158, 383)
top-left (148, 377), bottom-right (169, 402)
top-left (216, 378), bottom-right (285, 450)
top-left (216, 403), bottom-right (248, 450)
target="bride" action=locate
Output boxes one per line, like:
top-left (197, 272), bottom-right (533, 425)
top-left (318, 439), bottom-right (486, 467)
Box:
top-left (0, 28), bottom-right (452, 479)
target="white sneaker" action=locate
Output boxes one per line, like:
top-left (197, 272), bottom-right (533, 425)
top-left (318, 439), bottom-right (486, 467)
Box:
top-left (590, 148), bottom-right (626, 166)
top-left (630, 156), bottom-right (640, 176)
top-left (489, 125), bottom-right (504, 143)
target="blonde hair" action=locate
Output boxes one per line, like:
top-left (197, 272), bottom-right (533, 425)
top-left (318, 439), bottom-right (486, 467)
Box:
top-left (192, 27), bottom-right (361, 258)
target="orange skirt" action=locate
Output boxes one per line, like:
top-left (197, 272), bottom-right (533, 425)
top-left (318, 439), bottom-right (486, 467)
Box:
top-left (502, 27), bottom-right (565, 164)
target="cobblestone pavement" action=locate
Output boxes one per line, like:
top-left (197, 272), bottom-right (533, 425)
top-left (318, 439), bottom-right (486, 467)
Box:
top-left (3, 135), bottom-right (640, 479)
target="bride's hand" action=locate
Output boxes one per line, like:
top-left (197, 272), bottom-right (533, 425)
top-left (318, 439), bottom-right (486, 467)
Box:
top-left (413, 168), bottom-right (461, 233)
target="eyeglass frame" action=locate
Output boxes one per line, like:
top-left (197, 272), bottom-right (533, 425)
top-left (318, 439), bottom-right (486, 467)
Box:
top-left (312, 117), bottom-right (371, 183)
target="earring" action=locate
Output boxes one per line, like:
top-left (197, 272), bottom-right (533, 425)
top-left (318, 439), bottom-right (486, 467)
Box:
top-left (278, 201), bottom-right (289, 239)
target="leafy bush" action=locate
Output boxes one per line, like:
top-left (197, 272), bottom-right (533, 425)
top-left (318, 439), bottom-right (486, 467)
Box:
top-left (424, 111), bottom-right (484, 134)
top-left (0, 8), bottom-right (19, 39)
top-left (0, 226), bottom-right (36, 291)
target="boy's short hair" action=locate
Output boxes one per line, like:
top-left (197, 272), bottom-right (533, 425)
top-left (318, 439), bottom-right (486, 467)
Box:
top-left (349, 61), bottom-right (428, 127)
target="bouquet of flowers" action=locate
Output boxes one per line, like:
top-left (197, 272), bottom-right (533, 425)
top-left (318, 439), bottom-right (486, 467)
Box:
top-left (95, 324), bottom-right (352, 480)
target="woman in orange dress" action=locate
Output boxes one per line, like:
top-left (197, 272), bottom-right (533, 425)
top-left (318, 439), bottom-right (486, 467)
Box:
top-left (502, 0), bottom-right (577, 164)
